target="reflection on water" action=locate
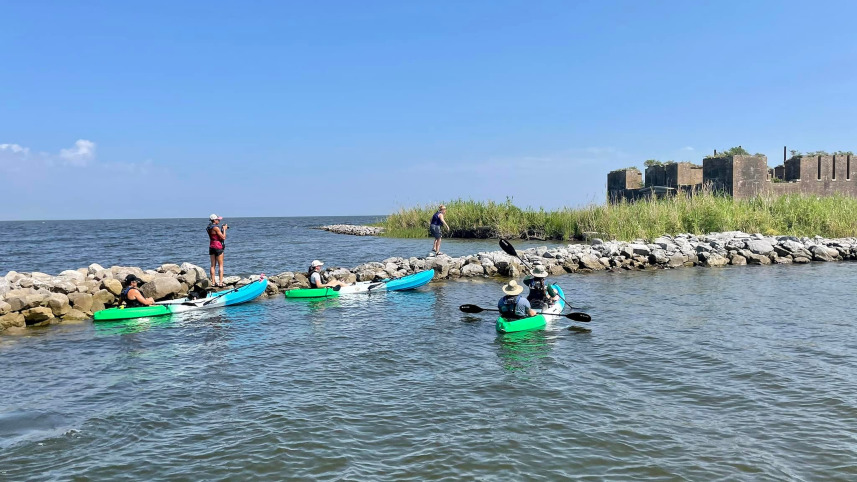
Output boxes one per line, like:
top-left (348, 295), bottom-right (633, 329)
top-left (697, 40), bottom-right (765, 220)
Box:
top-left (92, 316), bottom-right (176, 337)
top-left (494, 330), bottom-right (556, 371)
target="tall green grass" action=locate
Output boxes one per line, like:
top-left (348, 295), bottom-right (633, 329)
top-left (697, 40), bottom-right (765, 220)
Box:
top-left (379, 194), bottom-right (857, 241)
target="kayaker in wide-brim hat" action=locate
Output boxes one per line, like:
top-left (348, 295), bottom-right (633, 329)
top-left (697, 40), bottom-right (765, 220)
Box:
top-left (120, 274), bottom-right (154, 308)
top-left (524, 263), bottom-right (558, 308)
top-left (498, 280), bottom-right (536, 318)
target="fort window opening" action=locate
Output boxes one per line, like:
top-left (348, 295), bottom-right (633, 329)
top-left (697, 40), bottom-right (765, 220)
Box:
top-left (817, 156), bottom-right (822, 180)
top-left (833, 155), bottom-right (836, 180)
top-left (848, 155), bottom-right (851, 180)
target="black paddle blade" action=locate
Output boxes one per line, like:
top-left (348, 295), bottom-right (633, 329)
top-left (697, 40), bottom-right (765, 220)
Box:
top-left (459, 304), bottom-right (485, 314)
top-left (332, 285), bottom-right (342, 291)
top-left (566, 312), bottom-right (592, 322)
top-left (499, 239), bottom-right (518, 257)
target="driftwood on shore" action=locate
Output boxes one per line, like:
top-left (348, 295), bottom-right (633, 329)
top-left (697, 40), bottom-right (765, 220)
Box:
top-left (2, 231), bottom-right (856, 334)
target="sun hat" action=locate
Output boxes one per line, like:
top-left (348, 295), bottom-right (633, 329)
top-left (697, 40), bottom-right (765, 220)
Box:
top-left (531, 265), bottom-right (548, 278)
top-left (502, 280), bottom-right (524, 296)
top-left (311, 260), bottom-right (324, 267)
top-left (209, 214), bottom-right (223, 221)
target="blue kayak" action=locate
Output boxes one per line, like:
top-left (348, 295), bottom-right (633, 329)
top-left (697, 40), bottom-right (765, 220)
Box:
top-left (384, 269), bottom-right (434, 291)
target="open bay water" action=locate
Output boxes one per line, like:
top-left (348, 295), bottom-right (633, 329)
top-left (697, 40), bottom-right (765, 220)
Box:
top-left (2, 218), bottom-right (857, 480)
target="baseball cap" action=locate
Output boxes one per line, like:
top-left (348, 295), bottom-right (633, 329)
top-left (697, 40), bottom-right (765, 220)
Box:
top-left (311, 260), bottom-right (324, 267)
top-left (209, 214), bottom-right (223, 221)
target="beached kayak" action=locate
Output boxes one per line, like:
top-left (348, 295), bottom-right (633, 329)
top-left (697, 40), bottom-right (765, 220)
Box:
top-left (496, 284), bottom-right (566, 333)
top-left (93, 277), bottom-right (268, 321)
top-left (284, 269), bottom-right (434, 299)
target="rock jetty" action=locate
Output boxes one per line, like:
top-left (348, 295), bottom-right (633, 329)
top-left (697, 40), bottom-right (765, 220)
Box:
top-left (2, 231), bottom-right (856, 334)
top-left (320, 224), bottom-right (384, 236)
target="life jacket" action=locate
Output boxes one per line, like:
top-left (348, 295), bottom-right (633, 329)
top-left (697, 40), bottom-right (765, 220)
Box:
top-left (430, 211), bottom-right (443, 226)
top-left (527, 278), bottom-right (548, 301)
top-left (500, 295), bottom-right (522, 315)
top-left (308, 268), bottom-right (322, 288)
top-left (121, 286), bottom-right (144, 308)
top-left (207, 223), bottom-right (224, 249)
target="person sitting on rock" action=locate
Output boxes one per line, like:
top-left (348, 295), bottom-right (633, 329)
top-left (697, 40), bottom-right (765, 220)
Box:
top-left (524, 264), bottom-right (559, 309)
top-left (307, 260), bottom-right (347, 289)
top-left (498, 280), bottom-right (536, 318)
top-left (121, 275), bottom-right (155, 307)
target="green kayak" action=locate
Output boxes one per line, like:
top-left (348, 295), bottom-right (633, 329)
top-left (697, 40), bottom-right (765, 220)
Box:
top-left (284, 287), bottom-right (340, 299)
top-left (496, 284), bottom-right (566, 333)
top-left (93, 305), bottom-right (171, 322)
top-left (496, 314), bottom-right (548, 333)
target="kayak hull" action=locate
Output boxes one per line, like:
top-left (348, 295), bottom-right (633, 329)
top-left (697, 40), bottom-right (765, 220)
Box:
top-left (284, 287), bottom-right (341, 299)
top-left (496, 284), bottom-right (566, 333)
top-left (93, 305), bottom-right (171, 321)
top-left (94, 277), bottom-right (268, 321)
top-left (385, 269), bottom-right (434, 291)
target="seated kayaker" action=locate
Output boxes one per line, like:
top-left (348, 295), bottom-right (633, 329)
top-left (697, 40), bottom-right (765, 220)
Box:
top-left (308, 260), bottom-right (347, 289)
top-left (121, 275), bottom-right (155, 307)
top-left (498, 280), bottom-right (536, 318)
top-left (524, 264), bottom-right (559, 309)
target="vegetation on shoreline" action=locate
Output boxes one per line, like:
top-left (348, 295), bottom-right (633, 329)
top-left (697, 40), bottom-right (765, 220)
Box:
top-left (379, 194), bottom-right (857, 241)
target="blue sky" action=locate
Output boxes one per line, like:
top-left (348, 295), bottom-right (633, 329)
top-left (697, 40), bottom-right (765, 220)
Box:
top-left (2, 0), bottom-right (856, 220)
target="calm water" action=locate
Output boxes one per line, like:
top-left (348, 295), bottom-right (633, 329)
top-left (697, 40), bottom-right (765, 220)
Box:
top-left (2, 219), bottom-right (857, 480)
top-left (0, 217), bottom-right (566, 276)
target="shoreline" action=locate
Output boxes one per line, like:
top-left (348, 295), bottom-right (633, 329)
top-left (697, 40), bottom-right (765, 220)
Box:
top-left (2, 230), bottom-right (855, 334)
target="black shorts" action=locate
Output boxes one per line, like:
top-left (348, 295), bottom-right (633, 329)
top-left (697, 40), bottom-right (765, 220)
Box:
top-left (209, 247), bottom-right (224, 256)
top-left (430, 224), bottom-right (443, 239)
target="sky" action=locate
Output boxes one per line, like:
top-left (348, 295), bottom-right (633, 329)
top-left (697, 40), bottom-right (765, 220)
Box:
top-left (2, 0), bottom-right (856, 220)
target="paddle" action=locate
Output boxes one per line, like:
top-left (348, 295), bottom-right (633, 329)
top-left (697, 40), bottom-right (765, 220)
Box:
top-left (458, 304), bottom-right (590, 322)
top-left (499, 239), bottom-right (593, 322)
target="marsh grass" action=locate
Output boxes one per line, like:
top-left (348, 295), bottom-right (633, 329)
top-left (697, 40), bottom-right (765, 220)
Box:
top-left (380, 193), bottom-right (857, 241)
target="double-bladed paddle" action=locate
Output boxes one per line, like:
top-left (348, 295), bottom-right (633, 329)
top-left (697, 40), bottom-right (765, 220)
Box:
top-left (184, 276), bottom-right (265, 306)
top-left (498, 239), bottom-right (593, 322)
top-left (458, 304), bottom-right (591, 322)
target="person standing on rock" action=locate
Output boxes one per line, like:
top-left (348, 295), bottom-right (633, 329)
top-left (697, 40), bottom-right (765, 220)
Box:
top-left (207, 214), bottom-right (228, 287)
top-left (121, 275), bottom-right (154, 307)
top-left (307, 260), bottom-right (347, 289)
top-left (498, 280), bottom-right (536, 318)
top-left (429, 205), bottom-right (450, 256)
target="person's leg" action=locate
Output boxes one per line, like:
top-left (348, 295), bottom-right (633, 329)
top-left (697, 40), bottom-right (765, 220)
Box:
top-left (210, 254), bottom-right (216, 282)
top-left (217, 253), bottom-right (225, 286)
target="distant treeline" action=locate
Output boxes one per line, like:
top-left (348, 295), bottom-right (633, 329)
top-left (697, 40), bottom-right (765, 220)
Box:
top-left (379, 194), bottom-right (857, 241)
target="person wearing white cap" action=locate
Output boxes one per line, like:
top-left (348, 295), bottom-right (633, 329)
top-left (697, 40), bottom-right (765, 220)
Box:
top-left (307, 260), bottom-right (347, 289)
top-left (524, 263), bottom-right (559, 309)
top-left (207, 214), bottom-right (228, 287)
top-left (497, 280), bottom-right (536, 318)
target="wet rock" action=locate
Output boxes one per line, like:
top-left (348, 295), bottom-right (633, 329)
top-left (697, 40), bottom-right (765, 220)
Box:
top-left (810, 245), bottom-right (834, 262)
top-left (461, 264), bottom-right (485, 277)
top-left (730, 255), bottom-right (747, 266)
top-left (44, 293), bottom-right (71, 316)
top-left (23, 307), bottom-right (54, 325)
top-left (102, 279), bottom-right (123, 296)
top-left (0, 312), bottom-right (25, 329)
top-left (92, 289), bottom-right (115, 306)
top-left (578, 254), bottom-right (605, 271)
top-left (68, 292), bottom-right (94, 313)
top-left (139, 277), bottom-right (183, 300)
top-left (157, 263), bottom-right (182, 274)
top-left (699, 252), bottom-right (728, 267)
top-left (62, 309), bottom-right (89, 322)
top-left (0, 301), bottom-right (10, 314)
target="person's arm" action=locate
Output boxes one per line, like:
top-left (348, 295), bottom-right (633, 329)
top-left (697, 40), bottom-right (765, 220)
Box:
top-left (214, 226), bottom-right (227, 241)
top-left (129, 288), bottom-right (154, 306)
top-left (439, 213), bottom-right (449, 230)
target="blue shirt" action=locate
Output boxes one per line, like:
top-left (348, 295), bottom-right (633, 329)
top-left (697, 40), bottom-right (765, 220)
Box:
top-left (498, 295), bottom-right (531, 317)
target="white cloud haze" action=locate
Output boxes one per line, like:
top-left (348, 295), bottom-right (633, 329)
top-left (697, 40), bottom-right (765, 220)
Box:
top-left (59, 139), bottom-right (96, 166)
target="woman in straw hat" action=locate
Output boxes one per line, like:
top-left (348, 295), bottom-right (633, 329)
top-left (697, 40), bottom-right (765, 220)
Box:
top-left (497, 279), bottom-right (536, 318)
top-left (524, 263), bottom-right (559, 309)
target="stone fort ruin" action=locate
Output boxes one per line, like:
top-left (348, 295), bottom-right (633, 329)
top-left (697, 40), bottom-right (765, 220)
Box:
top-left (608, 150), bottom-right (856, 202)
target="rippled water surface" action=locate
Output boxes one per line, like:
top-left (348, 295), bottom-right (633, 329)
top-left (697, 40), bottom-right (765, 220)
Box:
top-left (2, 219), bottom-right (857, 480)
